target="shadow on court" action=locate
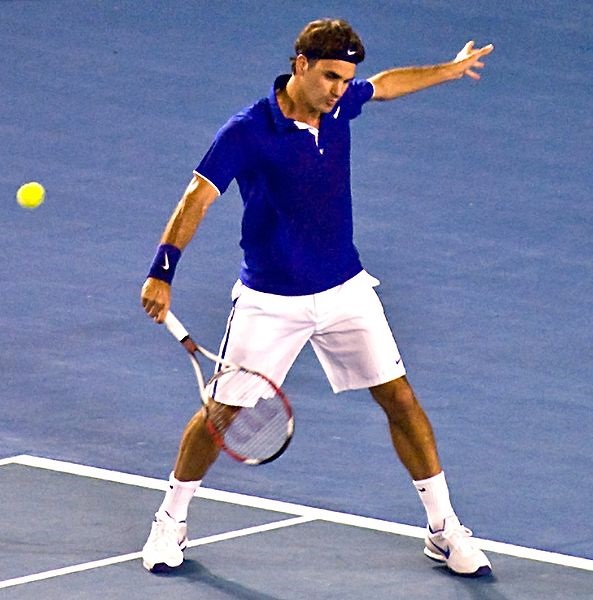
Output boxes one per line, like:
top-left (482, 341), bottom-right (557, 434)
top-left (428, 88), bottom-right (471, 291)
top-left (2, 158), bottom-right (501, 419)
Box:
top-left (154, 561), bottom-right (284, 600)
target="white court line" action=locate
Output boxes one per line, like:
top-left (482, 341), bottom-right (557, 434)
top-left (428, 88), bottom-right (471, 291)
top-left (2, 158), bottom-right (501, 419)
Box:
top-left (8, 454), bottom-right (425, 538)
top-left (0, 515), bottom-right (313, 590)
top-left (3, 454), bottom-right (593, 574)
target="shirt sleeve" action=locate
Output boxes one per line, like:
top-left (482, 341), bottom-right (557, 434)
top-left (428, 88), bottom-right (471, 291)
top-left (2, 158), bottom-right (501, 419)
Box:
top-left (337, 78), bottom-right (374, 120)
top-left (194, 116), bottom-right (248, 195)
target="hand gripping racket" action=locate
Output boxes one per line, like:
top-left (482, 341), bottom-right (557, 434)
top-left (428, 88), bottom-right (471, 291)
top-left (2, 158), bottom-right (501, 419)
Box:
top-left (164, 311), bottom-right (294, 465)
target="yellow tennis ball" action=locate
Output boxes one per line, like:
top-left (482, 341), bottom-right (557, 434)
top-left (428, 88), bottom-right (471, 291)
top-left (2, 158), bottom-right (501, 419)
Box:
top-left (16, 181), bottom-right (46, 209)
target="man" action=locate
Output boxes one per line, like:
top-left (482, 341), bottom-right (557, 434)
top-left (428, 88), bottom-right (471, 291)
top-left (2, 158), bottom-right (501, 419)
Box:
top-left (141, 18), bottom-right (494, 577)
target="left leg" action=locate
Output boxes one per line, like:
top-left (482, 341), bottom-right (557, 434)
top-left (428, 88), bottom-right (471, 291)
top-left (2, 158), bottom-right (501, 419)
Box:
top-left (371, 376), bottom-right (492, 577)
top-left (369, 375), bottom-right (441, 481)
top-left (311, 273), bottom-right (492, 576)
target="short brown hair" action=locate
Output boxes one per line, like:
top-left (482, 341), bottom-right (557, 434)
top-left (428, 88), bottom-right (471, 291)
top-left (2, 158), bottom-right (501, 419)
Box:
top-left (290, 19), bottom-right (365, 73)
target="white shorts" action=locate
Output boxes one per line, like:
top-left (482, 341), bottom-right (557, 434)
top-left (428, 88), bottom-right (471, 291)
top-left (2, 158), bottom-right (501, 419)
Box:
top-left (216, 270), bottom-right (406, 403)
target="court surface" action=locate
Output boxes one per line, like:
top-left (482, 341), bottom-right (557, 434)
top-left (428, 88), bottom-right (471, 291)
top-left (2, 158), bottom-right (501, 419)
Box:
top-left (1, 455), bottom-right (592, 599)
top-left (2, 0), bottom-right (592, 598)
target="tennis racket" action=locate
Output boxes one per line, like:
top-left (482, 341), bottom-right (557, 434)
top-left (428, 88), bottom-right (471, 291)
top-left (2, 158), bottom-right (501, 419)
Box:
top-left (164, 311), bottom-right (294, 465)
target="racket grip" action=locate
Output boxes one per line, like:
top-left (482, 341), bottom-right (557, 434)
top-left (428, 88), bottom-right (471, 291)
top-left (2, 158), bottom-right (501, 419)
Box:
top-left (164, 311), bottom-right (189, 342)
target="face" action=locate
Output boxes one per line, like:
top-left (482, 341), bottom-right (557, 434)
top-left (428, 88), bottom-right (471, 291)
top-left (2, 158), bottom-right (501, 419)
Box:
top-left (295, 56), bottom-right (356, 114)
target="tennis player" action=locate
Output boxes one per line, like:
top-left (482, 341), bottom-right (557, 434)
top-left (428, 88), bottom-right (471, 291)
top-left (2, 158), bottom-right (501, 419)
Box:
top-left (141, 18), bottom-right (494, 577)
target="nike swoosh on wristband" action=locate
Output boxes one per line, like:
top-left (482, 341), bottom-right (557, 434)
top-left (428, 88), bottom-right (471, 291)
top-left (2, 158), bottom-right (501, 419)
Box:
top-left (162, 253), bottom-right (170, 270)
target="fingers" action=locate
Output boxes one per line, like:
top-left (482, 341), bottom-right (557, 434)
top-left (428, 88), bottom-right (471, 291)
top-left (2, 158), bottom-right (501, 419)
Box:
top-left (141, 279), bottom-right (170, 324)
top-left (454, 40), bottom-right (473, 63)
top-left (454, 40), bottom-right (493, 80)
top-left (455, 41), bottom-right (494, 63)
top-left (465, 59), bottom-right (486, 80)
top-left (465, 69), bottom-right (482, 81)
top-left (141, 296), bottom-right (167, 323)
top-left (479, 43), bottom-right (494, 56)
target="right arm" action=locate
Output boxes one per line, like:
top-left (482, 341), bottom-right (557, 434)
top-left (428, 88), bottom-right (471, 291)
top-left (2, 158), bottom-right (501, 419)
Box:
top-left (141, 173), bottom-right (219, 323)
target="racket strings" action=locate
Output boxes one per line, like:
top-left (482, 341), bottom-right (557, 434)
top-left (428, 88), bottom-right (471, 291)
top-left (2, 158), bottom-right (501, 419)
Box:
top-left (206, 369), bottom-right (292, 462)
top-left (226, 398), bottom-right (289, 456)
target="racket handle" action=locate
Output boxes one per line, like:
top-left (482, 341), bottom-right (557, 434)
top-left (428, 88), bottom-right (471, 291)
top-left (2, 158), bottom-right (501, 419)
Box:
top-left (164, 311), bottom-right (189, 342)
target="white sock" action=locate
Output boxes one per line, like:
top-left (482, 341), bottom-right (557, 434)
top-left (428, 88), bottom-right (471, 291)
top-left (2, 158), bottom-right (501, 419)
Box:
top-left (155, 472), bottom-right (201, 523)
top-left (413, 471), bottom-right (456, 531)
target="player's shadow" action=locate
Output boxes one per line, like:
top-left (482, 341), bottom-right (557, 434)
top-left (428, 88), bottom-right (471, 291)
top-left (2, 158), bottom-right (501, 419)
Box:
top-left (153, 558), bottom-right (282, 600)
top-left (431, 564), bottom-right (508, 600)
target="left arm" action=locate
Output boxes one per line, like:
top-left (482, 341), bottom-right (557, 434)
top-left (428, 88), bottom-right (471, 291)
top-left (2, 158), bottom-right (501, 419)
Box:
top-left (368, 41), bottom-right (494, 101)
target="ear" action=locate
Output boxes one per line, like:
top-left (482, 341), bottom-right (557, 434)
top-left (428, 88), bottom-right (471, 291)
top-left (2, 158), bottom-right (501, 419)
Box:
top-left (294, 54), bottom-right (309, 75)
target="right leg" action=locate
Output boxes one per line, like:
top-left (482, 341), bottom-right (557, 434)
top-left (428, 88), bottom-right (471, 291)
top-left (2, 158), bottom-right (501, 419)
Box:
top-left (143, 283), bottom-right (311, 571)
top-left (157, 402), bottom-right (239, 521)
top-left (142, 402), bottom-right (238, 572)
top-left (173, 403), bottom-right (239, 481)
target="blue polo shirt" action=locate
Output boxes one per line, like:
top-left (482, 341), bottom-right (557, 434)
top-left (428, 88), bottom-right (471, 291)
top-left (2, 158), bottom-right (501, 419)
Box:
top-left (195, 74), bottom-right (374, 295)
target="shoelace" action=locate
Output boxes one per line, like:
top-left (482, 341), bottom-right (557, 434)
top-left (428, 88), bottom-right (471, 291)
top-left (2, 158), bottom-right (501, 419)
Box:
top-left (441, 523), bottom-right (476, 554)
top-left (151, 520), bottom-right (182, 549)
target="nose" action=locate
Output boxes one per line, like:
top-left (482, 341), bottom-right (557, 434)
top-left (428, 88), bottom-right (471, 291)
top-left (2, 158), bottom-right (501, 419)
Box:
top-left (331, 81), bottom-right (347, 98)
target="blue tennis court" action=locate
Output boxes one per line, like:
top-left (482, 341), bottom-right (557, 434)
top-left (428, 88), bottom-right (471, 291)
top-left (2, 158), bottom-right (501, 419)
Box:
top-left (2, 0), bottom-right (592, 597)
top-left (1, 456), bottom-right (592, 598)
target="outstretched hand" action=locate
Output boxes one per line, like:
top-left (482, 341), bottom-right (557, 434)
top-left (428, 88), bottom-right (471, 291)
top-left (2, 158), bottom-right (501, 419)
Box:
top-left (453, 41), bottom-right (494, 80)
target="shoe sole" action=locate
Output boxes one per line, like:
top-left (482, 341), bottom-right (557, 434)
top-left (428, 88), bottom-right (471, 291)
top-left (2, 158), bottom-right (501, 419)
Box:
top-left (142, 538), bottom-right (187, 572)
top-left (424, 546), bottom-right (447, 563)
top-left (424, 546), bottom-right (492, 578)
top-left (143, 560), bottom-right (183, 573)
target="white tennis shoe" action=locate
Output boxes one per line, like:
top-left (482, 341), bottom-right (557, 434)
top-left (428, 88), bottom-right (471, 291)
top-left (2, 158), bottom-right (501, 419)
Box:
top-left (142, 515), bottom-right (188, 572)
top-left (424, 516), bottom-right (492, 577)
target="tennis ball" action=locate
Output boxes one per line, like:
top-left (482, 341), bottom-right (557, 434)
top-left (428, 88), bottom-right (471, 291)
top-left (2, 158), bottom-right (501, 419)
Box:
top-left (16, 181), bottom-right (46, 209)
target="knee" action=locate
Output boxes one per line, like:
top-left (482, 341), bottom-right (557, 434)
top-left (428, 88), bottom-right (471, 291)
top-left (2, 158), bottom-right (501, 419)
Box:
top-left (370, 376), bottom-right (418, 417)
